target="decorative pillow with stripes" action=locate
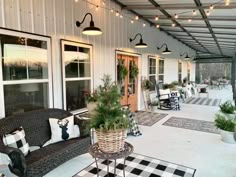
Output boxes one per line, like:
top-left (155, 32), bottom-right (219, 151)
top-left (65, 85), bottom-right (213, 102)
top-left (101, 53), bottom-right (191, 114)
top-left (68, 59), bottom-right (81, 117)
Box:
top-left (2, 127), bottom-right (30, 156)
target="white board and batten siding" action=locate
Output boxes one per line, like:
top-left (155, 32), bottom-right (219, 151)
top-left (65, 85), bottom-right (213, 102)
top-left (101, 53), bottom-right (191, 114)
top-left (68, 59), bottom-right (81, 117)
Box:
top-left (0, 0), bottom-right (196, 110)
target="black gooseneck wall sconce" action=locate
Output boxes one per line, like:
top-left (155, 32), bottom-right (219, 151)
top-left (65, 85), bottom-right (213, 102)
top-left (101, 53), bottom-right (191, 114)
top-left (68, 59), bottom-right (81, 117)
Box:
top-left (129, 33), bottom-right (148, 48)
top-left (180, 52), bottom-right (195, 60)
top-left (157, 43), bottom-right (171, 54)
top-left (76, 13), bottom-right (102, 36)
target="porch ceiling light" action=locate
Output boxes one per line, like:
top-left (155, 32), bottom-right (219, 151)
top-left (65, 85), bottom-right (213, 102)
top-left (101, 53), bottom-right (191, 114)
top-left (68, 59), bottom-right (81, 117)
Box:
top-left (76, 13), bottom-right (102, 36)
top-left (129, 33), bottom-right (148, 48)
top-left (180, 52), bottom-right (195, 60)
top-left (157, 43), bottom-right (171, 54)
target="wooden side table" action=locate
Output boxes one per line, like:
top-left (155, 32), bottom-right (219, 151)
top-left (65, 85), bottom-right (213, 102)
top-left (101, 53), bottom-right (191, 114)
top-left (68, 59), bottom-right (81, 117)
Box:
top-left (89, 142), bottom-right (134, 177)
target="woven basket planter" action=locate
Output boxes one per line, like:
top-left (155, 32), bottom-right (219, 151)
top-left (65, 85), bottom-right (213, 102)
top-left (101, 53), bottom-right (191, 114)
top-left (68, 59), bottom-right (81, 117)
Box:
top-left (95, 129), bottom-right (127, 153)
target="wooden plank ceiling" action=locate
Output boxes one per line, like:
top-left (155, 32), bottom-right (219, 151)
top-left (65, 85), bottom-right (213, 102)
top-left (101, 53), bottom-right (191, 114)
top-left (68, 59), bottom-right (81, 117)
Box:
top-left (113, 0), bottom-right (236, 60)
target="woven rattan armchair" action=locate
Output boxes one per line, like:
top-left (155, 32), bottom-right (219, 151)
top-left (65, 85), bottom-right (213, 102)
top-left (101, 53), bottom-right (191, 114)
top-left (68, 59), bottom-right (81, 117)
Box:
top-left (0, 109), bottom-right (91, 177)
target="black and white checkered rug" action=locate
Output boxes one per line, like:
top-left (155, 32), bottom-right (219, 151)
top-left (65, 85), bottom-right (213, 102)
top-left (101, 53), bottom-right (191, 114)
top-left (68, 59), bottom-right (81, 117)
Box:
top-left (74, 153), bottom-right (196, 177)
top-left (184, 97), bottom-right (221, 106)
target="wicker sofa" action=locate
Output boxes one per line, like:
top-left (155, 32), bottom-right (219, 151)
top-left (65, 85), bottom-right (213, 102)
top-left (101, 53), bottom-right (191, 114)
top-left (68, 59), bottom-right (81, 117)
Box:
top-left (0, 108), bottom-right (91, 177)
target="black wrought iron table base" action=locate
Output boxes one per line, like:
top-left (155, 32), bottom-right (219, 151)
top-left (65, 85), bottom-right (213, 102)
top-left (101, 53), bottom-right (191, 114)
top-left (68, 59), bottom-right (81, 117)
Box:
top-left (89, 142), bottom-right (134, 177)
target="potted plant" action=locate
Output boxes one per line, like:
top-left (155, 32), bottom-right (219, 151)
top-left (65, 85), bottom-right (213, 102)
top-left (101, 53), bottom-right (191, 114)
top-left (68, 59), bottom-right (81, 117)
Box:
top-left (141, 79), bottom-right (152, 91)
top-left (151, 100), bottom-right (159, 111)
top-left (85, 90), bottom-right (98, 116)
top-left (219, 101), bottom-right (236, 119)
top-left (90, 75), bottom-right (130, 153)
top-left (215, 114), bottom-right (236, 144)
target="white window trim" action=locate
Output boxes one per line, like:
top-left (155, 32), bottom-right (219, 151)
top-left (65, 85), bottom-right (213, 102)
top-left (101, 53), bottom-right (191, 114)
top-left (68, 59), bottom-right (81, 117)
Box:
top-left (0, 29), bottom-right (53, 118)
top-left (61, 40), bottom-right (93, 114)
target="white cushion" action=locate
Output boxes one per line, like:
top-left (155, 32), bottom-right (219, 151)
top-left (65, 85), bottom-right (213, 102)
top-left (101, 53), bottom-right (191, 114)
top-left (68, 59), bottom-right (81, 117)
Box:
top-left (49, 116), bottom-right (75, 144)
top-left (2, 127), bottom-right (30, 156)
top-left (159, 89), bottom-right (171, 99)
top-left (43, 125), bottom-right (80, 147)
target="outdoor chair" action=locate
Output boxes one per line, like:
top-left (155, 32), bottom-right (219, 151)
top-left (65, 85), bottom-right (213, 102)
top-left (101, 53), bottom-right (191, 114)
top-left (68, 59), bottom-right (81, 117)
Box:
top-left (156, 82), bottom-right (172, 110)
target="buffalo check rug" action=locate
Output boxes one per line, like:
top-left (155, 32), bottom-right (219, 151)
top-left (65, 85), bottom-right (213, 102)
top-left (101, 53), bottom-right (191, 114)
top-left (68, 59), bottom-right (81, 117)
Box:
top-left (74, 153), bottom-right (196, 177)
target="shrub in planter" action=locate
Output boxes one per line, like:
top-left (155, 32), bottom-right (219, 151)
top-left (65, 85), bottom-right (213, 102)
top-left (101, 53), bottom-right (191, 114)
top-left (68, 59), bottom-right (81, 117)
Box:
top-left (219, 101), bottom-right (236, 119)
top-left (90, 75), bottom-right (130, 153)
top-left (215, 114), bottom-right (236, 144)
top-left (141, 79), bottom-right (152, 90)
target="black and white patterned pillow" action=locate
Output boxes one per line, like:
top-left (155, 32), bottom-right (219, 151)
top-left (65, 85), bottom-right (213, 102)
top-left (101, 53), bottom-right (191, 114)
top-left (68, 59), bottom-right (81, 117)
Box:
top-left (2, 127), bottom-right (30, 156)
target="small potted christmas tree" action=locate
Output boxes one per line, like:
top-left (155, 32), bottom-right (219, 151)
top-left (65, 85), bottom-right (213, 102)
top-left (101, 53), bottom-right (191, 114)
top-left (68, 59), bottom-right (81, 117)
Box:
top-left (90, 75), bottom-right (129, 153)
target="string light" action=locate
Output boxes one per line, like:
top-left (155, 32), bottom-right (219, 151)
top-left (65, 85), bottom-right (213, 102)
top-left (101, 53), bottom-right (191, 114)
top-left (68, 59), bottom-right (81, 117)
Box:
top-left (135, 16), bottom-right (139, 20)
top-left (188, 19), bottom-right (192, 22)
top-left (155, 16), bottom-right (159, 21)
top-left (143, 23), bottom-right (146, 27)
top-left (102, 0), bottom-right (105, 5)
top-left (116, 11), bottom-right (119, 16)
top-left (156, 24), bottom-right (160, 28)
top-left (75, 0), bottom-right (78, 2)
top-left (174, 14), bottom-right (178, 19)
top-left (206, 11), bottom-right (210, 16)
top-left (192, 10), bottom-right (197, 15)
top-left (96, 5), bottom-right (99, 11)
top-left (120, 14), bottom-right (123, 18)
top-left (131, 20), bottom-right (134, 24)
top-left (172, 23), bottom-right (176, 27)
top-left (210, 4), bottom-right (214, 10)
top-left (110, 9), bottom-right (114, 13)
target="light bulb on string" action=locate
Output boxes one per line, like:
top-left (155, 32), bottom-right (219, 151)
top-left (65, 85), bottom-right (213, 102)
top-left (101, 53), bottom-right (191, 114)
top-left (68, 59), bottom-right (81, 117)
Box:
top-left (225, 0), bottom-right (230, 6)
top-left (210, 4), bottom-right (214, 10)
top-left (206, 11), bottom-right (210, 16)
top-left (193, 10), bottom-right (197, 15)
top-left (110, 9), bottom-right (114, 13)
top-left (131, 20), bottom-right (134, 24)
top-left (135, 16), bottom-right (139, 20)
top-left (75, 0), bottom-right (78, 2)
top-left (155, 16), bottom-right (159, 21)
top-left (174, 14), bottom-right (178, 19)
top-left (116, 11), bottom-right (119, 16)
top-left (156, 24), bottom-right (160, 28)
top-left (96, 6), bottom-right (99, 11)
top-left (120, 14), bottom-right (123, 18)
top-left (102, 0), bottom-right (105, 5)
top-left (143, 23), bottom-right (146, 27)
top-left (188, 19), bottom-right (192, 22)
top-left (172, 23), bottom-right (176, 27)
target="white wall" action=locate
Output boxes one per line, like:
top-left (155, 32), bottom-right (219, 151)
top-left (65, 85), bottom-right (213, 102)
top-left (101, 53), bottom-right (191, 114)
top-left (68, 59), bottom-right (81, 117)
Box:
top-left (0, 0), bottom-right (196, 111)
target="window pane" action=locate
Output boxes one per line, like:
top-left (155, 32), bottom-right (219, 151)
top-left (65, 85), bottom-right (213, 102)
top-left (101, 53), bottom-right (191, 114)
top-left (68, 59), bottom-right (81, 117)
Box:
top-left (66, 80), bottom-right (90, 111)
top-left (149, 75), bottom-right (156, 91)
top-left (1, 35), bottom-right (48, 80)
top-left (158, 75), bottom-right (164, 83)
top-left (27, 38), bottom-right (48, 79)
top-left (64, 44), bottom-right (91, 78)
top-left (2, 35), bottom-right (27, 80)
top-left (178, 62), bottom-right (182, 73)
top-left (4, 83), bottom-right (49, 116)
top-left (159, 60), bottom-right (164, 74)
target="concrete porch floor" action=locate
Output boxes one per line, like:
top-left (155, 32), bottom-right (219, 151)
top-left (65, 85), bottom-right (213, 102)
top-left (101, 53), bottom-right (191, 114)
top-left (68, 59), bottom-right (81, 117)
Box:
top-left (45, 85), bottom-right (236, 177)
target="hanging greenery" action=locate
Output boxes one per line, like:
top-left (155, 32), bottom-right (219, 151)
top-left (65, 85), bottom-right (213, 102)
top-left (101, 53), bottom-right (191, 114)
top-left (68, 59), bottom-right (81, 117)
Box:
top-left (130, 62), bottom-right (139, 81)
top-left (117, 61), bottom-right (128, 82)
